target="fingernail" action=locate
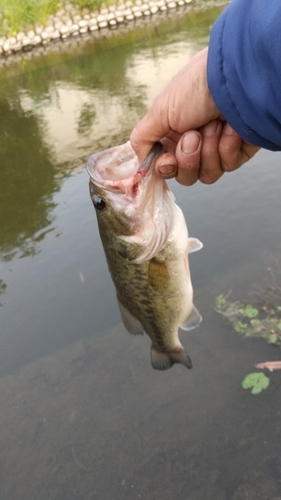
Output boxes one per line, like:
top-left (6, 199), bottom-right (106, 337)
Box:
top-left (158, 164), bottom-right (176, 176)
top-left (203, 120), bottom-right (219, 137)
top-left (223, 123), bottom-right (235, 136)
top-left (181, 131), bottom-right (200, 154)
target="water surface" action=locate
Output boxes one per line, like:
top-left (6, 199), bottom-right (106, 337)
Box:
top-left (1, 4), bottom-right (281, 499)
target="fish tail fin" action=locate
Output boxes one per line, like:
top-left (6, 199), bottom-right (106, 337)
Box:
top-left (151, 346), bottom-right (192, 371)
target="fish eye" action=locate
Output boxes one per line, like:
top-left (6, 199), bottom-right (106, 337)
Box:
top-left (93, 195), bottom-right (106, 210)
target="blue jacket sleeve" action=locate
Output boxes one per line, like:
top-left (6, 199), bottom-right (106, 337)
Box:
top-left (207, 0), bottom-right (281, 151)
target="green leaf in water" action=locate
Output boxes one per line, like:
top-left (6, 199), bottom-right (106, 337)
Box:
top-left (268, 333), bottom-right (278, 344)
top-left (277, 322), bottom-right (281, 330)
top-left (245, 305), bottom-right (259, 319)
top-left (250, 319), bottom-right (261, 328)
top-left (242, 372), bottom-right (270, 394)
top-left (215, 295), bottom-right (226, 309)
top-left (234, 321), bottom-right (248, 333)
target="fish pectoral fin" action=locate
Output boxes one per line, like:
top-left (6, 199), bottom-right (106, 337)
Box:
top-left (151, 346), bottom-right (192, 370)
top-left (148, 258), bottom-right (169, 289)
top-left (117, 298), bottom-right (144, 335)
top-left (180, 305), bottom-right (202, 331)
top-left (187, 237), bottom-right (203, 254)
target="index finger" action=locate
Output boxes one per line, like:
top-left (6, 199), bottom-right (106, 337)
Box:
top-left (130, 95), bottom-right (171, 163)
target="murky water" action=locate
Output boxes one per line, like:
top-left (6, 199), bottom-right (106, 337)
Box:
top-left (1, 4), bottom-right (281, 499)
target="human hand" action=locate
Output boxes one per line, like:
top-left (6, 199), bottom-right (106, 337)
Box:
top-left (154, 120), bottom-right (260, 185)
top-left (130, 48), bottom-right (260, 185)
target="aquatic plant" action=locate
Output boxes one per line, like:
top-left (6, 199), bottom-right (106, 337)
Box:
top-left (242, 372), bottom-right (270, 395)
top-left (214, 293), bottom-right (281, 346)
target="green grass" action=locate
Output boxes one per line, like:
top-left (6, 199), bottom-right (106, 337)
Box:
top-left (0, 0), bottom-right (114, 37)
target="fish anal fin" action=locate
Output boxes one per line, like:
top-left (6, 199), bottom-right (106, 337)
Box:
top-left (180, 305), bottom-right (202, 331)
top-left (188, 238), bottom-right (203, 254)
top-left (151, 346), bottom-right (192, 370)
top-left (148, 258), bottom-right (169, 289)
top-left (117, 298), bottom-right (144, 335)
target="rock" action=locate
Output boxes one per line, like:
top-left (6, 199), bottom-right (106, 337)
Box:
top-left (16, 32), bottom-right (25, 42)
top-left (41, 32), bottom-right (50, 42)
top-left (33, 35), bottom-right (42, 46)
top-left (60, 25), bottom-right (71, 38)
top-left (49, 30), bottom-right (61, 41)
top-left (27, 30), bottom-right (36, 39)
top-left (22, 38), bottom-right (33, 51)
top-left (45, 25), bottom-right (55, 34)
top-left (97, 14), bottom-right (106, 23)
top-left (124, 8), bottom-right (133, 16)
top-left (78, 20), bottom-right (89, 28)
top-left (35, 26), bottom-right (44, 35)
top-left (89, 23), bottom-right (99, 31)
top-left (109, 19), bottom-right (117, 27)
top-left (98, 20), bottom-right (108, 29)
top-left (55, 9), bottom-right (66, 18)
top-left (73, 14), bottom-right (82, 23)
top-left (2, 41), bottom-right (10, 53)
top-left (150, 6), bottom-right (159, 14)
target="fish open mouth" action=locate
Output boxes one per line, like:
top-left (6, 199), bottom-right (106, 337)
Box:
top-left (87, 142), bottom-right (140, 192)
top-left (86, 141), bottom-right (163, 197)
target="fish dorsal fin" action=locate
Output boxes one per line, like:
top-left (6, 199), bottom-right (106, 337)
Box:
top-left (180, 305), bottom-right (202, 331)
top-left (151, 346), bottom-right (192, 370)
top-left (117, 298), bottom-right (144, 335)
top-left (188, 238), bottom-right (203, 254)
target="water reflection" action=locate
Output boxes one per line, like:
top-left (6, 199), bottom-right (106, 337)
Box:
top-left (0, 5), bottom-right (221, 260)
top-left (0, 95), bottom-right (58, 260)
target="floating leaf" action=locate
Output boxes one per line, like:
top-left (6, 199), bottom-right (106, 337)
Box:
top-left (245, 305), bottom-right (259, 319)
top-left (250, 319), bottom-right (261, 328)
top-left (242, 372), bottom-right (270, 394)
top-left (215, 295), bottom-right (226, 308)
top-left (268, 333), bottom-right (278, 344)
top-left (234, 322), bottom-right (248, 333)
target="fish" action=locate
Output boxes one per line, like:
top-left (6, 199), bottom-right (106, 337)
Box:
top-left (87, 141), bottom-right (203, 370)
top-left (255, 361), bottom-right (281, 371)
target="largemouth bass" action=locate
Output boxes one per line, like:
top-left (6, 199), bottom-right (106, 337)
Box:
top-left (87, 142), bottom-right (203, 370)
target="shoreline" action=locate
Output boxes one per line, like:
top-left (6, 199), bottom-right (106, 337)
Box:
top-left (0, 0), bottom-right (194, 60)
